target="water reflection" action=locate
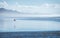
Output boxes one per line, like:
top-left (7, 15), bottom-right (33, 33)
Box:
top-left (0, 17), bottom-right (60, 32)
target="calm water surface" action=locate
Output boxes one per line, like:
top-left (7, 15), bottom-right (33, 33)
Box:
top-left (0, 17), bottom-right (60, 32)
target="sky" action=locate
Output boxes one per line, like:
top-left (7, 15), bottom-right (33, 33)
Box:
top-left (0, 0), bottom-right (60, 15)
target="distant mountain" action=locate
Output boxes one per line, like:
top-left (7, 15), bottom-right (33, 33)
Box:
top-left (0, 8), bottom-right (20, 13)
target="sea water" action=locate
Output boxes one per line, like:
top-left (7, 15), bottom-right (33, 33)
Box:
top-left (0, 17), bottom-right (60, 32)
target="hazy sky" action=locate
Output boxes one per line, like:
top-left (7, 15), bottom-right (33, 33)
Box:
top-left (0, 0), bottom-right (60, 15)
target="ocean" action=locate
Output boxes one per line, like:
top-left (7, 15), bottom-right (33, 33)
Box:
top-left (0, 17), bottom-right (60, 38)
top-left (0, 17), bottom-right (60, 32)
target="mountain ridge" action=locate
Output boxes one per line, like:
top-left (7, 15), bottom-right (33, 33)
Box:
top-left (0, 8), bottom-right (20, 13)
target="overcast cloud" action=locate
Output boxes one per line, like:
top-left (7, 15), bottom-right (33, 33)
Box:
top-left (0, 0), bottom-right (60, 15)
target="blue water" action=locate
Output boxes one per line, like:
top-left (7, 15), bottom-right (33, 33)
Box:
top-left (0, 17), bottom-right (60, 38)
top-left (0, 31), bottom-right (60, 38)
